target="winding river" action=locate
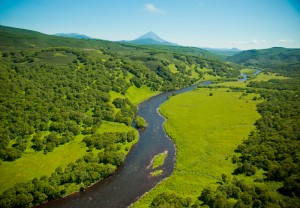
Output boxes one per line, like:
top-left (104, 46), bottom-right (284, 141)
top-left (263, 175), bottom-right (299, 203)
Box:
top-left (37, 81), bottom-right (211, 208)
top-left (37, 68), bottom-right (261, 208)
top-left (239, 68), bottom-right (261, 82)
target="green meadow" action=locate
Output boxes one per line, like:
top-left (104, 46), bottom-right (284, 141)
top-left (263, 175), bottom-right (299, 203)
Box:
top-left (240, 68), bottom-right (256, 74)
top-left (133, 87), bottom-right (261, 207)
top-left (110, 85), bottom-right (157, 105)
top-left (213, 70), bottom-right (288, 88)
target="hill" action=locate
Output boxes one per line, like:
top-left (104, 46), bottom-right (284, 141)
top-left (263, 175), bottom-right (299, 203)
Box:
top-left (0, 26), bottom-right (219, 60)
top-left (203, 47), bottom-right (242, 56)
top-left (227, 47), bottom-right (300, 76)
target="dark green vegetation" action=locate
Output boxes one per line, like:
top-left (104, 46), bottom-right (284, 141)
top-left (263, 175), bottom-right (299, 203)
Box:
top-left (0, 26), bottom-right (239, 207)
top-left (143, 48), bottom-right (300, 207)
top-left (228, 47), bottom-right (300, 74)
top-left (233, 80), bottom-right (300, 192)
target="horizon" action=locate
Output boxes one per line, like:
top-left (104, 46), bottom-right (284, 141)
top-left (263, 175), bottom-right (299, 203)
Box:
top-left (1, 0), bottom-right (300, 50)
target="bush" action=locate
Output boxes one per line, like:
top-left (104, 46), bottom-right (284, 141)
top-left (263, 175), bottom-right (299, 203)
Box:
top-left (135, 116), bottom-right (147, 129)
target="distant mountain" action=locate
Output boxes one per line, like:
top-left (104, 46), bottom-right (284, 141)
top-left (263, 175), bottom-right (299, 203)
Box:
top-left (202, 47), bottom-right (242, 56)
top-left (136, 31), bottom-right (166, 43)
top-left (54, 33), bottom-right (93, 39)
top-left (121, 31), bottom-right (178, 46)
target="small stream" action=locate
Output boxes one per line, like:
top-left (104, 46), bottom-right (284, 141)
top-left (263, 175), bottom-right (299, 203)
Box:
top-left (38, 81), bottom-right (211, 208)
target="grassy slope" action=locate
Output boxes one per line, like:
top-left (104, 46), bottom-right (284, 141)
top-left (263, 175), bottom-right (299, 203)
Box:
top-left (110, 85), bottom-right (158, 106)
top-left (132, 88), bottom-right (261, 207)
top-left (0, 122), bottom-right (137, 193)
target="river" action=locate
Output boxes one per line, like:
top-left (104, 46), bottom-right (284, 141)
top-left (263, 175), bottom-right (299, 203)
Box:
top-left (37, 81), bottom-right (211, 208)
top-left (238, 68), bottom-right (261, 82)
top-left (37, 68), bottom-right (261, 208)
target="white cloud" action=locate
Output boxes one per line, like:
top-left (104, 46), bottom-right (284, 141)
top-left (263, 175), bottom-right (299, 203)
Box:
top-left (144, 3), bottom-right (165, 15)
top-left (278, 39), bottom-right (294, 43)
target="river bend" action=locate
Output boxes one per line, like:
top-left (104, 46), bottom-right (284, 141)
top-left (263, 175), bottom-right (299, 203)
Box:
top-left (39, 81), bottom-right (210, 208)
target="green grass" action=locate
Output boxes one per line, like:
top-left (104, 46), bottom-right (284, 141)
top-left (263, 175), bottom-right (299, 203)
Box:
top-left (185, 64), bottom-right (199, 79)
top-left (126, 86), bottom-right (158, 105)
top-left (213, 71), bottom-right (288, 88)
top-left (168, 64), bottom-right (178, 73)
top-left (53, 52), bottom-right (66, 57)
top-left (152, 151), bottom-right (168, 169)
top-left (132, 87), bottom-right (261, 207)
top-left (151, 170), bottom-right (163, 177)
top-left (213, 80), bottom-right (248, 88)
top-left (110, 85), bottom-right (158, 106)
top-left (0, 121), bottom-right (137, 194)
top-left (253, 72), bottom-right (288, 82)
top-left (240, 68), bottom-right (256, 74)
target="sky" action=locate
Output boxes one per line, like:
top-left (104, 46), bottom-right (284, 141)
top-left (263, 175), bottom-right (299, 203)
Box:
top-left (0, 0), bottom-right (300, 50)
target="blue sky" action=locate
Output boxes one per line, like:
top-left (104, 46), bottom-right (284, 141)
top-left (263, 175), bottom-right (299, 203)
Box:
top-left (1, 0), bottom-right (300, 50)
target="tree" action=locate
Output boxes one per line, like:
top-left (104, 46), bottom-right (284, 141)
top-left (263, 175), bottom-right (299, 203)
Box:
top-left (135, 116), bottom-right (147, 129)
top-left (127, 131), bottom-right (135, 142)
top-left (112, 98), bottom-right (126, 109)
top-left (16, 193), bottom-right (34, 207)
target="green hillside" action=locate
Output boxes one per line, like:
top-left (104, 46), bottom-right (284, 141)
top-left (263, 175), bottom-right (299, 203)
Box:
top-left (227, 47), bottom-right (300, 76)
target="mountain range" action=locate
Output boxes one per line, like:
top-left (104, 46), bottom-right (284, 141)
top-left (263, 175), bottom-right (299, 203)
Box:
top-left (52, 31), bottom-right (241, 55)
top-left (54, 33), bottom-right (93, 39)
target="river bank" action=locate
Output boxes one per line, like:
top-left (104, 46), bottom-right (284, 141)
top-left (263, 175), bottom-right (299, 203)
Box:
top-left (132, 75), bottom-right (262, 207)
top-left (36, 81), bottom-right (210, 208)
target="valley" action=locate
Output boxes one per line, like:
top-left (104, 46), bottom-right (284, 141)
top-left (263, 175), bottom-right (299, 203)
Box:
top-left (0, 25), bottom-right (299, 208)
